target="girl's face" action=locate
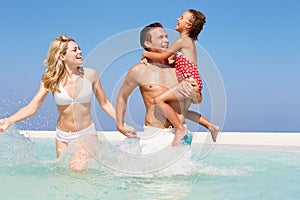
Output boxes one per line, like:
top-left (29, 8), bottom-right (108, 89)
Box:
top-left (175, 11), bottom-right (193, 32)
top-left (61, 41), bottom-right (83, 67)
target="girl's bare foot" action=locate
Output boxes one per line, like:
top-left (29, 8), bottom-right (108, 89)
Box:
top-left (209, 124), bottom-right (220, 142)
top-left (172, 126), bottom-right (188, 146)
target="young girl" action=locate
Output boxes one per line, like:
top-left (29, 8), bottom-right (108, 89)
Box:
top-left (142, 9), bottom-right (219, 146)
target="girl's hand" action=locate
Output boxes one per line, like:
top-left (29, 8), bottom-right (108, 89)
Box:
top-left (141, 57), bottom-right (149, 65)
top-left (141, 52), bottom-right (149, 65)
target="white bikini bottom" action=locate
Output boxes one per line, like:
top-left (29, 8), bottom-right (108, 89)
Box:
top-left (56, 123), bottom-right (96, 143)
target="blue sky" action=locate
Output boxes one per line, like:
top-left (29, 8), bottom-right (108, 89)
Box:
top-left (0, 0), bottom-right (299, 132)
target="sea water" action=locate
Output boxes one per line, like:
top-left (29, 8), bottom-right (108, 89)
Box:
top-left (0, 128), bottom-right (300, 200)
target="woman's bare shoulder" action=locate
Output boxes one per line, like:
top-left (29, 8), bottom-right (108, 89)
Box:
top-left (81, 67), bottom-right (98, 83)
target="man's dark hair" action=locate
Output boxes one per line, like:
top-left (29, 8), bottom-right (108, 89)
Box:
top-left (140, 22), bottom-right (163, 50)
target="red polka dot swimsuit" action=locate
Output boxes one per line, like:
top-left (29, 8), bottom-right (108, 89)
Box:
top-left (175, 52), bottom-right (203, 91)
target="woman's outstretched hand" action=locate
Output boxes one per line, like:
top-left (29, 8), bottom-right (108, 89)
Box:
top-left (117, 123), bottom-right (137, 138)
top-left (0, 118), bottom-right (10, 132)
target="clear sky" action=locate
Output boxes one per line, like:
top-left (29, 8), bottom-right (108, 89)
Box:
top-left (0, 0), bottom-right (299, 132)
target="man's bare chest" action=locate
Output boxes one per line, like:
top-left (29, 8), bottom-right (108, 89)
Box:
top-left (140, 67), bottom-right (177, 88)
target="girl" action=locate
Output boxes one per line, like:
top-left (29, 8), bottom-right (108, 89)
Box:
top-left (142, 9), bottom-right (219, 146)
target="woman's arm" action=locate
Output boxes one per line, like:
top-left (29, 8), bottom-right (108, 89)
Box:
top-left (92, 71), bottom-right (116, 120)
top-left (90, 68), bottom-right (136, 136)
top-left (0, 81), bottom-right (48, 132)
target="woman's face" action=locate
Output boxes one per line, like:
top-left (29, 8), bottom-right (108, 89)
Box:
top-left (62, 41), bottom-right (83, 67)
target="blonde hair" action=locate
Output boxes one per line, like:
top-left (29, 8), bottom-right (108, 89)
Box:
top-left (42, 34), bottom-right (75, 93)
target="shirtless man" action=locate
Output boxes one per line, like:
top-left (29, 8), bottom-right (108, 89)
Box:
top-left (116, 23), bottom-right (218, 150)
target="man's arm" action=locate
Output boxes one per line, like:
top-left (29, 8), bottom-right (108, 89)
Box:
top-left (116, 65), bottom-right (140, 137)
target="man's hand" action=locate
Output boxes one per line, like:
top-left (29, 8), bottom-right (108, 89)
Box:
top-left (184, 77), bottom-right (202, 104)
top-left (185, 77), bottom-right (198, 87)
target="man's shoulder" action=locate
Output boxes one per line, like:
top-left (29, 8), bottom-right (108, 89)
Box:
top-left (129, 63), bottom-right (147, 71)
top-left (124, 63), bottom-right (147, 81)
top-left (128, 63), bottom-right (158, 76)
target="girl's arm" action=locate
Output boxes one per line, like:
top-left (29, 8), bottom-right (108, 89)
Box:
top-left (142, 37), bottom-right (184, 62)
top-left (0, 81), bottom-right (48, 132)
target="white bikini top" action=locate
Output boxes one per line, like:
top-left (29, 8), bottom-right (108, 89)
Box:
top-left (54, 77), bottom-right (93, 105)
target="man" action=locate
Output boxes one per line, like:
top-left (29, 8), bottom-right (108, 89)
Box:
top-left (116, 23), bottom-right (217, 153)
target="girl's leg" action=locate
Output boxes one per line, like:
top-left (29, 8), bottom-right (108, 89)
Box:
top-left (199, 115), bottom-right (219, 142)
top-left (185, 111), bottom-right (219, 142)
top-left (154, 88), bottom-right (188, 146)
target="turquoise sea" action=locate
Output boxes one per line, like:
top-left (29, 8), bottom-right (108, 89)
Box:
top-left (0, 128), bottom-right (300, 200)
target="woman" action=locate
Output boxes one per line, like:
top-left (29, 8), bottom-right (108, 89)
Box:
top-left (0, 34), bottom-right (133, 171)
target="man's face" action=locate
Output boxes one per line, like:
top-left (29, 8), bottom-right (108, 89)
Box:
top-left (148, 27), bottom-right (169, 52)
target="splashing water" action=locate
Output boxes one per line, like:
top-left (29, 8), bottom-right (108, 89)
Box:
top-left (0, 94), bottom-right (56, 131)
top-left (0, 126), bottom-right (38, 165)
top-left (1, 130), bottom-right (300, 200)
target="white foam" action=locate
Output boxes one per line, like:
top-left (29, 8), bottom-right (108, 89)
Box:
top-left (18, 130), bottom-right (300, 147)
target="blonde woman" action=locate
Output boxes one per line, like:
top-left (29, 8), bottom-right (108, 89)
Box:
top-left (0, 34), bottom-right (133, 171)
